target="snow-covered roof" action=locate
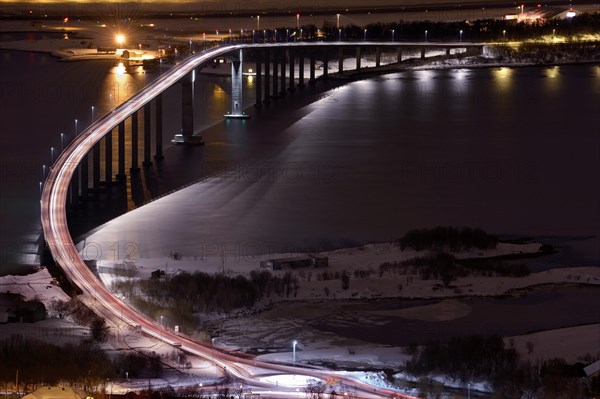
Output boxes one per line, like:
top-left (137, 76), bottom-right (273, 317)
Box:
top-left (584, 360), bottom-right (600, 377)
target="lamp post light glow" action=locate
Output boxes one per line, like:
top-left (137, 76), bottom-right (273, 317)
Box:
top-left (91, 105), bottom-right (95, 122)
top-left (160, 315), bottom-right (164, 341)
top-left (336, 13), bottom-right (340, 30)
top-left (364, 29), bottom-right (367, 42)
top-left (460, 30), bottom-right (463, 42)
top-left (292, 340), bottom-right (298, 365)
top-left (60, 133), bottom-right (64, 151)
top-left (296, 13), bottom-right (300, 29)
top-left (338, 28), bottom-right (342, 41)
top-left (74, 119), bottom-right (78, 135)
top-left (257, 15), bottom-right (260, 31)
top-left (425, 30), bottom-right (428, 42)
top-left (115, 34), bottom-right (125, 46)
top-left (392, 29), bottom-right (395, 41)
top-left (50, 147), bottom-right (55, 164)
top-left (503, 29), bottom-right (506, 41)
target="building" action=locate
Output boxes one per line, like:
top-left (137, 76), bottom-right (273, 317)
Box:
top-left (260, 254), bottom-right (328, 270)
top-left (584, 359), bottom-right (600, 378)
top-left (0, 293), bottom-right (46, 324)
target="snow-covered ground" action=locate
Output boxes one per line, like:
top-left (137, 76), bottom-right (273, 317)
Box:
top-left (0, 267), bottom-right (70, 308)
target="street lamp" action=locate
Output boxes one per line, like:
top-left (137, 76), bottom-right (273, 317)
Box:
top-left (336, 13), bottom-right (340, 30)
top-left (74, 119), bottom-right (78, 135)
top-left (460, 30), bottom-right (463, 42)
top-left (300, 28), bottom-right (303, 41)
top-left (468, 383), bottom-right (471, 399)
top-left (50, 147), bottom-right (55, 164)
top-left (392, 29), bottom-right (395, 42)
top-left (425, 30), bottom-right (428, 42)
top-left (364, 28), bottom-right (367, 42)
top-left (292, 340), bottom-right (298, 365)
top-left (256, 15), bottom-right (260, 32)
top-left (296, 13), bottom-right (300, 29)
top-left (286, 28), bottom-right (289, 42)
top-left (91, 105), bottom-right (95, 122)
top-left (60, 133), bottom-right (64, 151)
top-left (503, 29), bottom-right (506, 41)
top-left (338, 28), bottom-right (342, 41)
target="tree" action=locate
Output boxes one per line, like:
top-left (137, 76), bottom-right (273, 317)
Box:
top-left (90, 318), bottom-right (110, 343)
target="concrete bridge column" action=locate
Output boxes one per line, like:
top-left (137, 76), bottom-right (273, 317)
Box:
top-left (356, 47), bottom-right (361, 70)
top-left (130, 111), bottom-right (139, 172)
top-left (104, 130), bottom-right (112, 184)
top-left (446, 48), bottom-right (451, 56)
top-left (70, 173), bottom-right (78, 207)
top-left (397, 47), bottom-right (403, 63)
top-left (92, 143), bottom-right (100, 192)
top-left (272, 51), bottom-right (279, 98)
top-left (80, 155), bottom-right (88, 201)
top-left (264, 49), bottom-right (271, 104)
top-left (421, 48), bottom-right (426, 59)
top-left (143, 103), bottom-right (152, 166)
top-left (376, 47), bottom-right (381, 67)
top-left (155, 94), bottom-right (164, 160)
top-left (309, 53), bottom-right (316, 85)
top-left (298, 52), bottom-right (305, 87)
top-left (226, 49), bottom-right (249, 118)
top-left (255, 50), bottom-right (263, 107)
top-left (279, 50), bottom-right (287, 96)
top-left (323, 50), bottom-right (329, 80)
top-left (288, 50), bottom-right (295, 91)
top-left (117, 121), bottom-right (126, 180)
top-left (181, 71), bottom-right (194, 138)
top-left (338, 47), bottom-right (344, 74)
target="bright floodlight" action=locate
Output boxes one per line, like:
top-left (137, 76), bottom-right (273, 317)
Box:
top-left (116, 34), bottom-right (126, 45)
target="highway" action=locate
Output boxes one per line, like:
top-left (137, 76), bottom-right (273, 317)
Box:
top-left (40, 43), bottom-right (422, 399)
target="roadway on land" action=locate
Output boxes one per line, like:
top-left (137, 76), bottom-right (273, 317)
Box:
top-left (40, 42), bottom-right (447, 399)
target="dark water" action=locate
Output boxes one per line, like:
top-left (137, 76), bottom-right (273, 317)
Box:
top-left (311, 286), bottom-right (600, 346)
top-left (1, 48), bottom-right (600, 274)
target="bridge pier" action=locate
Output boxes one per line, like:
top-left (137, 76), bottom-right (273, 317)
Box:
top-left (298, 52), bottom-right (304, 88)
top-left (117, 121), bottom-right (126, 180)
top-left (397, 47), bottom-right (403, 63)
top-left (288, 50), bottom-right (295, 91)
top-left (70, 173), bottom-right (78, 207)
top-left (80, 155), bottom-right (88, 201)
top-left (279, 50), bottom-right (287, 96)
top-left (143, 103), bottom-right (152, 166)
top-left (180, 71), bottom-right (194, 139)
top-left (225, 49), bottom-right (249, 119)
top-left (154, 94), bottom-right (164, 160)
top-left (356, 47), bottom-right (361, 70)
top-left (272, 51), bottom-right (279, 98)
top-left (446, 48), bottom-right (451, 56)
top-left (263, 50), bottom-right (271, 104)
top-left (309, 53), bottom-right (315, 85)
top-left (376, 47), bottom-right (381, 67)
top-left (104, 130), bottom-right (112, 184)
top-left (421, 48), bottom-right (426, 59)
top-left (255, 50), bottom-right (263, 107)
top-left (92, 143), bottom-right (100, 192)
top-left (338, 47), bottom-right (344, 74)
top-left (130, 111), bottom-right (140, 172)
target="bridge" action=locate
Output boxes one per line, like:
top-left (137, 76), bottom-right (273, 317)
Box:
top-left (41, 41), bottom-right (483, 398)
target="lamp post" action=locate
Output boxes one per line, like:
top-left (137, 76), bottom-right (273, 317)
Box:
top-left (286, 28), bottom-right (289, 42)
top-left (425, 30), bottom-right (428, 42)
top-left (460, 30), bottom-right (463, 42)
top-left (296, 13), bottom-right (300, 30)
top-left (292, 340), bottom-right (298, 365)
top-left (91, 105), bottom-right (95, 122)
top-left (256, 15), bottom-right (260, 32)
top-left (60, 133), bottom-right (64, 151)
top-left (392, 29), bottom-right (395, 42)
top-left (50, 147), bottom-right (55, 164)
top-left (300, 28), bottom-right (303, 42)
top-left (336, 13), bottom-right (340, 30)
top-left (468, 383), bottom-right (471, 399)
top-left (503, 29), bottom-right (506, 41)
top-left (364, 29), bottom-right (367, 42)
top-left (74, 118), bottom-right (78, 135)
top-left (338, 29), bottom-right (341, 41)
